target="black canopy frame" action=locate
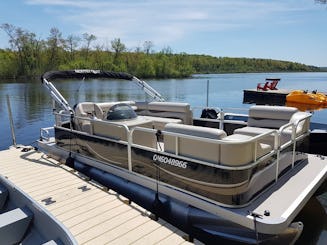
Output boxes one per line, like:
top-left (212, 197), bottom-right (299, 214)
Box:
top-left (41, 69), bottom-right (165, 113)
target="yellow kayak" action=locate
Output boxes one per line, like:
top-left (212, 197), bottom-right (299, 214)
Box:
top-left (286, 90), bottom-right (327, 105)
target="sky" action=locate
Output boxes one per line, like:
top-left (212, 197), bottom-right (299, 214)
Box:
top-left (0, 0), bottom-right (326, 67)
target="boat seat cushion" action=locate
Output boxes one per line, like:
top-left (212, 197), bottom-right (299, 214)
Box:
top-left (164, 123), bottom-right (227, 163)
top-left (220, 134), bottom-right (272, 166)
top-left (289, 112), bottom-right (311, 135)
top-left (164, 123), bottom-right (227, 139)
top-left (141, 116), bottom-right (182, 130)
top-left (132, 128), bottom-right (157, 149)
top-left (234, 126), bottom-right (274, 137)
top-left (247, 105), bottom-right (298, 129)
top-left (248, 105), bottom-right (298, 121)
top-left (75, 102), bottom-right (103, 118)
top-left (92, 120), bottom-right (129, 141)
top-left (235, 110), bottom-right (311, 146)
top-left (91, 116), bottom-right (158, 148)
top-left (136, 102), bottom-right (193, 125)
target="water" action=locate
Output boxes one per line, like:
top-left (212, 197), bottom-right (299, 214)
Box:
top-left (1, 72), bottom-right (327, 243)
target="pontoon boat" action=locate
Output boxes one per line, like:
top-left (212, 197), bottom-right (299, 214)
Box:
top-left (38, 70), bottom-right (326, 244)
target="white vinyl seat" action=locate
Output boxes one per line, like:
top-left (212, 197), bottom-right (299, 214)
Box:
top-left (136, 101), bottom-right (193, 125)
top-left (234, 105), bottom-right (311, 146)
top-left (220, 134), bottom-right (272, 166)
top-left (164, 123), bottom-right (227, 163)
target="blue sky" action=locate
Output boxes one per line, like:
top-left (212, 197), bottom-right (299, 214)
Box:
top-left (0, 0), bottom-right (326, 66)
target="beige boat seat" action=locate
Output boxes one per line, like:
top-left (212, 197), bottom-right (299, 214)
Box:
top-left (164, 123), bottom-right (227, 163)
top-left (74, 102), bottom-right (103, 133)
top-left (75, 102), bottom-right (103, 118)
top-left (234, 105), bottom-right (310, 146)
top-left (141, 116), bottom-right (182, 130)
top-left (92, 117), bottom-right (157, 148)
top-left (136, 101), bottom-right (193, 125)
top-left (220, 134), bottom-right (272, 166)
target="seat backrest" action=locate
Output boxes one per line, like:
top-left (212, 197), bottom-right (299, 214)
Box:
top-left (220, 134), bottom-right (272, 166)
top-left (75, 102), bottom-right (102, 118)
top-left (289, 111), bottom-right (311, 135)
top-left (164, 123), bottom-right (226, 163)
top-left (132, 128), bottom-right (157, 149)
top-left (248, 105), bottom-right (298, 129)
top-left (92, 120), bottom-right (128, 141)
top-left (135, 101), bottom-right (193, 125)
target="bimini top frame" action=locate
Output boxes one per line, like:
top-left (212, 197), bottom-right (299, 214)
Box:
top-left (41, 69), bottom-right (165, 113)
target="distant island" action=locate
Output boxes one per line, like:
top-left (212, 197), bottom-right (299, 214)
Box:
top-left (0, 23), bottom-right (323, 80)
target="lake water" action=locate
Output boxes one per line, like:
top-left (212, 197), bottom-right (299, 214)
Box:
top-left (1, 72), bottom-right (327, 243)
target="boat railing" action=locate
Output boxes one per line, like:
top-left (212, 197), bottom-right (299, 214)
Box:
top-left (279, 113), bottom-right (312, 168)
top-left (40, 127), bottom-right (55, 142)
top-left (53, 112), bottom-right (131, 143)
top-left (130, 126), bottom-right (279, 171)
top-left (51, 110), bottom-right (307, 182)
top-left (74, 116), bottom-right (130, 140)
top-left (54, 110), bottom-right (72, 127)
top-left (192, 106), bottom-right (249, 129)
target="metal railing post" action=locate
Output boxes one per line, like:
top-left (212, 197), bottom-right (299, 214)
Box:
top-left (6, 95), bottom-right (17, 147)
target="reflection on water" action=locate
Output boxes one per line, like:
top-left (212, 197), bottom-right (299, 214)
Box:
top-left (1, 72), bottom-right (327, 244)
top-left (295, 195), bottom-right (327, 244)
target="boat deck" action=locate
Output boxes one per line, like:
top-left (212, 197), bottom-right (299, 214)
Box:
top-left (0, 146), bottom-right (202, 245)
top-left (236, 154), bottom-right (327, 233)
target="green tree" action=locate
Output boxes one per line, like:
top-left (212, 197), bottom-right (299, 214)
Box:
top-left (82, 33), bottom-right (96, 61)
top-left (111, 38), bottom-right (126, 58)
top-left (143, 41), bottom-right (154, 55)
top-left (46, 27), bottom-right (65, 70)
top-left (0, 23), bottom-right (41, 76)
top-left (66, 34), bottom-right (81, 61)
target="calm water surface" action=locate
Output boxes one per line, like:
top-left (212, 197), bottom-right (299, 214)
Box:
top-left (1, 72), bottom-right (327, 243)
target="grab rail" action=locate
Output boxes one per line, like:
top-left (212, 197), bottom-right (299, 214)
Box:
top-left (53, 110), bottom-right (309, 183)
top-left (192, 106), bottom-right (249, 130)
top-left (40, 127), bottom-right (54, 142)
top-left (279, 113), bottom-right (311, 168)
top-left (129, 126), bottom-right (278, 171)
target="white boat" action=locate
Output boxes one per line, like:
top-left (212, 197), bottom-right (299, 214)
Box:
top-left (38, 70), bottom-right (326, 244)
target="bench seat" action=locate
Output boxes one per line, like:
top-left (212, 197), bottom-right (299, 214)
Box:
top-left (141, 116), bottom-right (182, 130)
top-left (220, 134), bottom-right (272, 166)
top-left (163, 123), bottom-right (272, 166)
top-left (234, 105), bottom-right (311, 147)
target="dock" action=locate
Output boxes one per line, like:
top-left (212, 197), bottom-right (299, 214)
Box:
top-left (243, 89), bottom-right (289, 105)
top-left (243, 89), bottom-right (327, 106)
top-left (0, 146), bottom-right (203, 245)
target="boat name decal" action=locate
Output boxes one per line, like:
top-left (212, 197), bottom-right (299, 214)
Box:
top-left (75, 69), bottom-right (101, 74)
top-left (153, 154), bottom-right (188, 169)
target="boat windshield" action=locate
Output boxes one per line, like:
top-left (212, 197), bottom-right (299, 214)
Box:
top-left (106, 103), bottom-right (137, 121)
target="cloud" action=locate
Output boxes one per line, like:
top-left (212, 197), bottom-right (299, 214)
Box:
top-left (25, 0), bottom-right (314, 49)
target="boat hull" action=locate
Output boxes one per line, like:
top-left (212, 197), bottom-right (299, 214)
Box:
top-left (54, 126), bottom-right (308, 208)
top-left (38, 139), bottom-right (307, 244)
top-left (286, 90), bottom-right (327, 105)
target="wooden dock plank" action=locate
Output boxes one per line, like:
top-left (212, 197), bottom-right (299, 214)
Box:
top-left (0, 147), bottom-right (201, 244)
top-left (110, 217), bottom-right (169, 244)
top-left (74, 208), bottom-right (140, 243)
top-left (83, 213), bottom-right (151, 244)
top-left (56, 195), bottom-right (120, 222)
top-left (133, 224), bottom-right (178, 245)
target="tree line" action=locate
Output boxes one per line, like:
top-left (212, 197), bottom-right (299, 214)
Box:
top-left (0, 23), bottom-right (321, 80)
